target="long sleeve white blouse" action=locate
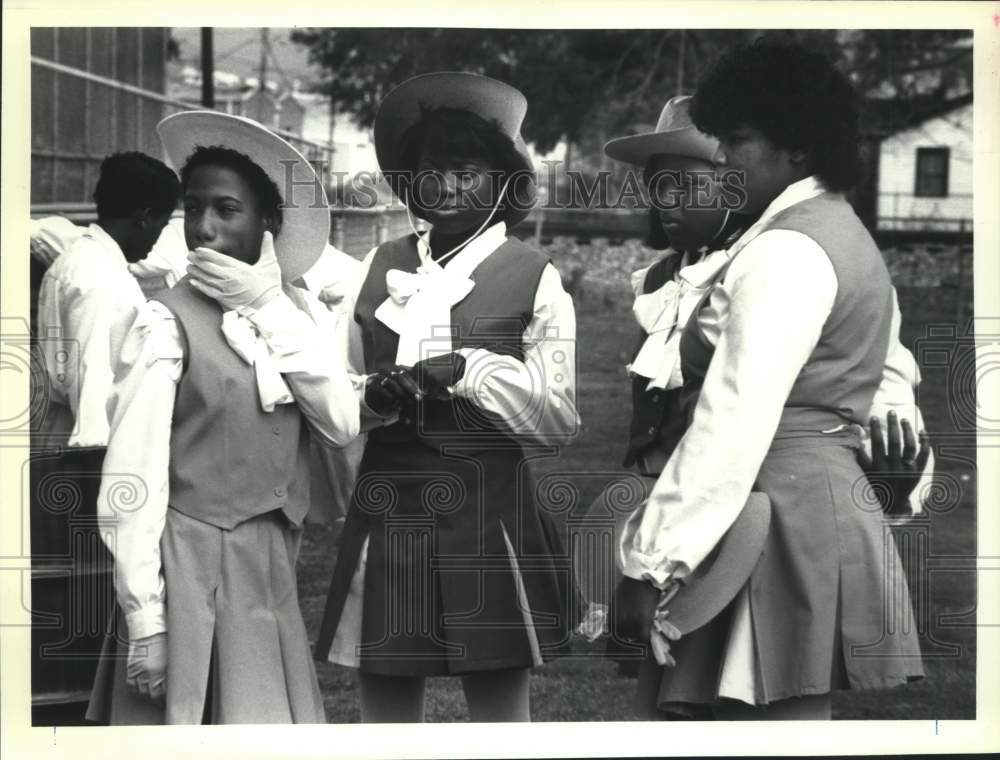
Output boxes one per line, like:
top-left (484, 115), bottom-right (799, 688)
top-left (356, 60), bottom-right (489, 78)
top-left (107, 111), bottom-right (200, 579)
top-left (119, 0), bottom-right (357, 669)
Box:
top-left (620, 176), bottom-right (897, 586)
top-left (37, 224), bottom-right (146, 448)
top-left (351, 222), bottom-right (580, 446)
top-left (630, 260), bottom-right (933, 518)
top-left (97, 288), bottom-right (360, 642)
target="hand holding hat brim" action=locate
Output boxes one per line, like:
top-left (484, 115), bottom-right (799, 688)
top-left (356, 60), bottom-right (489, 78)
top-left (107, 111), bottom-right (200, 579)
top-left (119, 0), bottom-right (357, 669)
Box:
top-left (662, 491), bottom-right (771, 636)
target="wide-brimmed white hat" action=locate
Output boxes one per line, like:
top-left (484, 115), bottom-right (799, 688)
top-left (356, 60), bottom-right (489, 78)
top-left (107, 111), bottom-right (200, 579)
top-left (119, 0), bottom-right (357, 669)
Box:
top-left (157, 111), bottom-right (330, 282)
top-left (373, 72), bottom-right (536, 226)
top-left (604, 95), bottom-right (719, 167)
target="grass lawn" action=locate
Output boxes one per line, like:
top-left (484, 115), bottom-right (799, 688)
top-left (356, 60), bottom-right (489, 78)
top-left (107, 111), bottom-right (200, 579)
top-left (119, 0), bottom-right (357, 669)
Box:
top-left (298, 279), bottom-right (977, 722)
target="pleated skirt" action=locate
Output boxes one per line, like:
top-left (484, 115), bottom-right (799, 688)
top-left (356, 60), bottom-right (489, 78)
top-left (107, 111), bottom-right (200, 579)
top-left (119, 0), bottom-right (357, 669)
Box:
top-left (86, 508), bottom-right (326, 724)
top-left (314, 439), bottom-right (583, 677)
top-left (639, 433), bottom-right (925, 713)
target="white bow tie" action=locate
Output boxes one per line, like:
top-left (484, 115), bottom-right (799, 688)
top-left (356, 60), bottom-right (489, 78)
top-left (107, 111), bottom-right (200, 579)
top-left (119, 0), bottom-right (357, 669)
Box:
top-left (633, 280), bottom-right (682, 335)
top-left (384, 264), bottom-right (475, 305)
top-left (629, 281), bottom-right (685, 390)
top-left (220, 311), bottom-right (293, 412)
top-left (627, 250), bottom-right (734, 390)
top-left (375, 263), bottom-right (475, 366)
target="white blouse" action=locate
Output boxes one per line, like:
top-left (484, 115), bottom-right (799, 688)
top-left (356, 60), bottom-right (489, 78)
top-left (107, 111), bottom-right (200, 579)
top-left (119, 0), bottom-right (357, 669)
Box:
top-left (352, 222), bottom-right (580, 445)
top-left (37, 224), bottom-right (146, 448)
top-left (127, 217), bottom-right (189, 288)
top-left (97, 288), bottom-right (360, 642)
top-left (630, 248), bottom-right (933, 516)
top-left (300, 244), bottom-right (368, 526)
top-left (326, 224), bottom-right (580, 667)
top-left (620, 176), bottom-right (839, 588)
top-left (629, 247), bottom-right (732, 391)
top-left (619, 176), bottom-right (932, 703)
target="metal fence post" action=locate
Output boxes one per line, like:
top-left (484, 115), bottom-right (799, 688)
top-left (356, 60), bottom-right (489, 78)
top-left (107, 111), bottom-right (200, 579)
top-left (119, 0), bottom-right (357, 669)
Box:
top-left (331, 214), bottom-right (345, 250)
top-left (376, 212), bottom-right (390, 245)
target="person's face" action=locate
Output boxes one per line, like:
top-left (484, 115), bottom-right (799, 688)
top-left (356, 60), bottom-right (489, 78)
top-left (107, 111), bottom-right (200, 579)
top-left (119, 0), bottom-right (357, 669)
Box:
top-left (183, 164), bottom-right (272, 264)
top-left (126, 209), bottom-right (173, 263)
top-left (644, 153), bottom-right (727, 253)
top-left (714, 125), bottom-right (808, 219)
top-left (410, 148), bottom-right (500, 235)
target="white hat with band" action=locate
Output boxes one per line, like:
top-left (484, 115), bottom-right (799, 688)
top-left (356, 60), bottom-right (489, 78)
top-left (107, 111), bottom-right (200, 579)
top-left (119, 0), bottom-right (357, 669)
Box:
top-left (157, 110), bottom-right (330, 282)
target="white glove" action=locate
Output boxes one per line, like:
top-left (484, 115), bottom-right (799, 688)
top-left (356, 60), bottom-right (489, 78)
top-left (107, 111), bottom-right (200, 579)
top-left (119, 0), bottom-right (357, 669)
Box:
top-left (574, 602), bottom-right (609, 642)
top-left (317, 282), bottom-right (348, 309)
top-left (650, 582), bottom-right (683, 667)
top-left (126, 632), bottom-right (167, 703)
top-left (187, 230), bottom-right (283, 315)
top-left (650, 612), bottom-right (682, 666)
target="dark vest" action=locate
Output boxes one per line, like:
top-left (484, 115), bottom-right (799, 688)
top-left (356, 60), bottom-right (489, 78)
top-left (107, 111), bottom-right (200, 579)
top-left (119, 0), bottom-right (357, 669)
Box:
top-left (152, 278), bottom-right (311, 529)
top-left (623, 254), bottom-right (692, 471)
top-left (354, 234), bottom-right (549, 450)
top-left (772, 194), bottom-right (893, 423)
top-left (681, 193), bottom-right (893, 428)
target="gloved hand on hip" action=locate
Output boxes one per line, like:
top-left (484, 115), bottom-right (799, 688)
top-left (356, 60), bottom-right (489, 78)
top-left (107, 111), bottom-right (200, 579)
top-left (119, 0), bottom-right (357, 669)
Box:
top-left (187, 230), bottom-right (283, 315)
top-left (126, 632), bottom-right (167, 704)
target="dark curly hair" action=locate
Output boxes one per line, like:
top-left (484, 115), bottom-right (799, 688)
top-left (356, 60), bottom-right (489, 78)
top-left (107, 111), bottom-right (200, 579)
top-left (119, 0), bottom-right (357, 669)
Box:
top-left (689, 39), bottom-right (862, 192)
top-left (179, 145), bottom-right (284, 233)
top-left (93, 151), bottom-right (180, 220)
top-left (396, 106), bottom-right (536, 226)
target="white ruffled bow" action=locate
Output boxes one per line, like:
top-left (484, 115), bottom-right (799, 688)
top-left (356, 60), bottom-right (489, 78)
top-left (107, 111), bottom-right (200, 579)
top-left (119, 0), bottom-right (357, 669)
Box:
top-left (627, 249), bottom-right (733, 390)
top-left (630, 278), bottom-right (685, 389)
top-left (220, 311), bottom-right (293, 412)
top-left (375, 263), bottom-right (475, 367)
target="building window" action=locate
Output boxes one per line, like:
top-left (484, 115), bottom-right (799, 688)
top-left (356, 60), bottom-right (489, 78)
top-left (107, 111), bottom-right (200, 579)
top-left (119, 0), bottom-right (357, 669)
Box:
top-left (914, 147), bottom-right (950, 197)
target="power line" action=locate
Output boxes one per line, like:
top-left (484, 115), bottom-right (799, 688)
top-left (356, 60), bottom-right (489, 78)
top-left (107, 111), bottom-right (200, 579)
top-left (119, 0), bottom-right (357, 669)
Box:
top-left (215, 38), bottom-right (256, 62)
top-left (267, 45), bottom-right (295, 91)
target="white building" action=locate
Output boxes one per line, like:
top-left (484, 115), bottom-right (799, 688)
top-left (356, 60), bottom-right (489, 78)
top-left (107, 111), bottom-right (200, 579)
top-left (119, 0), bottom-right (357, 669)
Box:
top-left (294, 92), bottom-right (377, 177)
top-left (877, 102), bottom-right (972, 232)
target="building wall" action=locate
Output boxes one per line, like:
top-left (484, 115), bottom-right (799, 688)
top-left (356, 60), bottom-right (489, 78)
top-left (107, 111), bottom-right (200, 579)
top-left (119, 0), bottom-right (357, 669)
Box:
top-left (297, 93), bottom-right (377, 177)
top-left (877, 103), bottom-right (973, 229)
top-left (275, 97), bottom-right (305, 136)
top-left (31, 27), bottom-right (170, 205)
top-left (240, 90), bottom-right (279, 130)
top-left (330, 207), bottom-right (420, 258)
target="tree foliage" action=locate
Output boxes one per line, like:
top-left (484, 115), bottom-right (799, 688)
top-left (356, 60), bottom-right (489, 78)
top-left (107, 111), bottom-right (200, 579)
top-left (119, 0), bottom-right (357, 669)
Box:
top-left (290, 28), bottom-right (757, 155)
top-left (290, 27), bottom-right (972, 198)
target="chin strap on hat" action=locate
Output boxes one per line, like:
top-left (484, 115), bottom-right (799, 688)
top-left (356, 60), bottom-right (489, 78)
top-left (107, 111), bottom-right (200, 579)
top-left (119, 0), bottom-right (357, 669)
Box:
top-left (708, 208), bottom-right (733, 249)
top-left (405, 174), bottom-right (514, 266)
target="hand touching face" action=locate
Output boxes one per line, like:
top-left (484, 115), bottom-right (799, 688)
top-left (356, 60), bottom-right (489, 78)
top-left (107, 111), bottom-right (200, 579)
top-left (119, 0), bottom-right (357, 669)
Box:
top-left (183, 164), bottom-right (273, 265)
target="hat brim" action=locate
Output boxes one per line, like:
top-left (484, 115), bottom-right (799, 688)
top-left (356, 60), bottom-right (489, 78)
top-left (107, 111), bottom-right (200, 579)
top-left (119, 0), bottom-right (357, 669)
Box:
top-left (667, 491), bottom-right (771, 635)
top-left (157, 111), bottom-right (330, 282)
top-left (374, 72), bottom-right (536, 227)
top-left (604, 127), bottom-right (720, 168)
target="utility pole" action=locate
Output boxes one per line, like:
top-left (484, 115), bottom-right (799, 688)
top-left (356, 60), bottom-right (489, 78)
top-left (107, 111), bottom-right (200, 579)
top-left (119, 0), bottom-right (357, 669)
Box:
top-left (327, 94), bottom-right (335, 147)
top-left (258, 28), bottom-right (269, 123)
top-left (201, 27), bottom-right (214, 108)
top-left (676, 29), bottom-right (686, 95)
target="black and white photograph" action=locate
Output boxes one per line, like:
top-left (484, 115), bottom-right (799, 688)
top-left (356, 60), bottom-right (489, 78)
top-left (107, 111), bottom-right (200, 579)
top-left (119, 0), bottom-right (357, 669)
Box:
top-left (1, 1), bottom-right (998, 757)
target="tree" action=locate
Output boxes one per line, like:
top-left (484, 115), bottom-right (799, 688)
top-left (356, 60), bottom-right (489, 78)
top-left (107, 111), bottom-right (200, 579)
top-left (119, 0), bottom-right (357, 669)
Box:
top-left (835, 29), bottom-right (973, 226)
top-left (290, 28), bottom-right (751, 156)
top-left (291, 28), bottom-right (973, 224)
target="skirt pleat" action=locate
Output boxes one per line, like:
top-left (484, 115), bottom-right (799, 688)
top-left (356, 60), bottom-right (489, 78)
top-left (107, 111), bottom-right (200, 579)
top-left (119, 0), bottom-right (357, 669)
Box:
top-left (315, 441), bottom-right (580, 676)
top-left (643, 436), bottom-right (924, 712)
top-left (87, 508), bottom-right (326, 724)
